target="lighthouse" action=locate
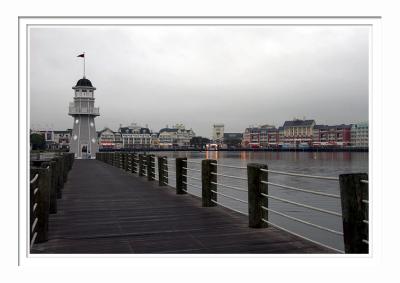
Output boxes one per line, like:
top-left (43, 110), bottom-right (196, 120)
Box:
top-left (68, 76), bottom-right (100, 159)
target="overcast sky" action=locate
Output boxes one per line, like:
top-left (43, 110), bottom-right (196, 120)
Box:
top-left (30, 26), bottom-right (369, 138)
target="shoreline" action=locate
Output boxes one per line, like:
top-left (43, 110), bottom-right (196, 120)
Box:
top-left (97, 147), bottom-right (369, 153)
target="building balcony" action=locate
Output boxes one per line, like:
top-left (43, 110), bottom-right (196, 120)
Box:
top-left (68, 106), bottom-right (100, 116)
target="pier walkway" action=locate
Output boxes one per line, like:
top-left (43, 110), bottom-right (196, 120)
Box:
top-left (32, 159), bottom-right (333, 254)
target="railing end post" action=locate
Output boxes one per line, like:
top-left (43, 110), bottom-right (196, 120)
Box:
top-left (247, 163), bottom-right (268, 228)
top-left (339, 173), bottom-right (369, 254)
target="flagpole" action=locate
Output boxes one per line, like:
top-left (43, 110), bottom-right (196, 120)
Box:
top-left (83, 52), bottom-right (86, 78)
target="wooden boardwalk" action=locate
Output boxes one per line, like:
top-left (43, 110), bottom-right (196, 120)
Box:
top-left (32, 159), bottom-right (333, 254)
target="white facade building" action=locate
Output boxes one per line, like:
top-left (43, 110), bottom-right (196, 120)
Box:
top-left (159, 124), bottom-right (195, 148)
top-left (119, 123), bottom-right (152, 149)
top-left (98, 127), bottom-right (117, 149)
top-left (212, 124), bottom-right (225, 143)
top-left (351, 122), bottom-right (369, 147)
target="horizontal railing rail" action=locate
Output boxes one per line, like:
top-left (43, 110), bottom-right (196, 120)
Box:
top-left (211, 162), bottom-right (247, 170)
top-left (260, 168), bottom-right (339, 181)
top-left (262, 180), bottom-right (340, 199)
top-left (260, 192), bottom-right (342, 217)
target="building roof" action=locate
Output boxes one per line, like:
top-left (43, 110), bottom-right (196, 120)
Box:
top-left (98, 127), bottom-right (115, 135)
top-left (159, 128), bottom-right (178, 133)
top-left (224, 133), bottom-right (243, 138)
top-left (119, 127), bottom-right (150, 134)
top-left (283, 119), bottom-right (315, 127)
top-left (75, 77), bottom-right (93, 87)
top-left (314, 125), bottom-right (328, 130)
top-left (245, 127), bottom-right (260, 132)
top-left (54, 130), bottom-right (72, 134)
top-left (314, 124), bottom-right (352, 130)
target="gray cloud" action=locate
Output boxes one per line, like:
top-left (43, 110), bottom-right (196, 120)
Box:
top-left (30, 26), bottom-right (369, 137)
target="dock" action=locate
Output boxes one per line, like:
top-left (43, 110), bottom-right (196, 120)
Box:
top-left (31, 159), bottom-right (334, 254)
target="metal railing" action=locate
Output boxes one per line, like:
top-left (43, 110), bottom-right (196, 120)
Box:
top-left (96, 152), bottom-right (369, 254)
top-left (68, 106), bottom-right (100, 116)
top-left (360, 179), bottom-right (369, 249)
top-left (30, 173), bottom-right (39, 248)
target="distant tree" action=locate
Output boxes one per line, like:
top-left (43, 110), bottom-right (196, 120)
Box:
top-left (30, 133), bottom-right (46, 150)
top-left (190, 136), bottom-right (210, 149)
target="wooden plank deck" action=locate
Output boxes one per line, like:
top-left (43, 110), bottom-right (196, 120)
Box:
top-left (31, 159), bottom-right (334, 254)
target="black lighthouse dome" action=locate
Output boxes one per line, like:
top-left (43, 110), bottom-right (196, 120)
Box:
top-left (75, 77), bottom-right (93, 87)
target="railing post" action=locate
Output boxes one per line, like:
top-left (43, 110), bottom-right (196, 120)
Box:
top-left (123, 153), bottom-right (128, 171)
top-left (138, 154), bottom-right (144, 177)
top-left (127, 153), bottom-right (132, 172)
top-left (147, 154), bottom-right (155, 181)
top-left (339, 173), bottom-right (369, 253)
top-left (164, 157), bottom-right (169, 185)
top-left (30, 167), bottom-right (50, 243)
top-left (119, 152), bottom-right (123, 169)
top-left (41, 161), bottom-right (57, 214)
top-left (176, 157), bottom-right (187, 194)
top-left (202, 159), bottom-right (217, 206)
top-left (61, 155), bottom-right (68, 182)
top-left (51, 157), bottom-right (63, 199)
top-left (132, 153), bottom-right (138, 174)
top-left (158, 156), bottom-right (167, 186)
top-left (247, 163), bottom-right (268, 228)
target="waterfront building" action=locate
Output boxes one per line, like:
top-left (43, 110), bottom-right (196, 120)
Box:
top-left (159, 124), bottom-right (195, 148)
top-left (114, 132), bottom-right (123, 149)
top-left (212, 124), bottom-right (225, 144)
top-left (53, 129), bottom-right (72, 150)
top-left (259, 125), bottom-right (276, 147)
top-left (98, 127), bottom-right (118, 149)
top-left (68, 77), bottom-right (100, 159)
top-left (32, 129), bottom-right (72, 150)
top-left (282, 119), bottom-right (315, 146)
top-left (351, 122), bottom-right (369, 147)
top-left (223, 133), bottom-right (243, 149)
top-left (278, 127), bottom-right (284, 146)
top-left (312, 124), bottom-right (351, 146)
top-left (151, 132), bottom-right (160, 148)
top-left (243, 126), bottom-right (261, 148)
top-left (118, 123), bottom-right (152, 149)
top-left (243, 125), bottom-right (280, 148)
top-left (267, 128), bottom-right (280, 147)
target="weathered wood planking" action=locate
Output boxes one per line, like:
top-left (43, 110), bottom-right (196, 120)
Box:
top-left (32, 159), bottom-right (334, 254)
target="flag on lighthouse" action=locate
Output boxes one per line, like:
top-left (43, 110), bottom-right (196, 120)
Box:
top-left (77, 53), bottom-right (85, 58)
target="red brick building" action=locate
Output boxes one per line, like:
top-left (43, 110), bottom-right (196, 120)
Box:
top-left (312, 124), bottom-right (351, 146)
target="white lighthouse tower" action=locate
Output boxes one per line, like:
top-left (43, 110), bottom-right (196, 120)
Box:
top-left (68, 76), bottom-right (100, 159)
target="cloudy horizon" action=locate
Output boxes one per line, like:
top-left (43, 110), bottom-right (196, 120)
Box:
top-left (30, 25), bottom-right (369, 138)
